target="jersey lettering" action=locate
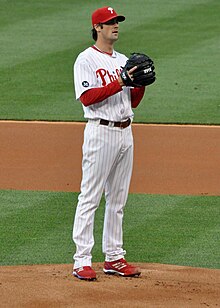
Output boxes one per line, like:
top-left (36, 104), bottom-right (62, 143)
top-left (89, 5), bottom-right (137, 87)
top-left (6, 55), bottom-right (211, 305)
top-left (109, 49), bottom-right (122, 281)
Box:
top-left (96, 68), bottom-right (121, 86)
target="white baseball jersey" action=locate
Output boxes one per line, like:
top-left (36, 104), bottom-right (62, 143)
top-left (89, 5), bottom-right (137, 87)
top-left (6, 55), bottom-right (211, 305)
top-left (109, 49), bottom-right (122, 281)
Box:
top-left (74, 46), bottom-right (134, 122)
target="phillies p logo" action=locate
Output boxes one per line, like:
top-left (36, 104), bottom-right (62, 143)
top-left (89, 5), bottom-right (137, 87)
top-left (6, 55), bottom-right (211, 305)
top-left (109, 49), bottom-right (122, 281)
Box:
top-left (108, 7), bottom-right (114, 14)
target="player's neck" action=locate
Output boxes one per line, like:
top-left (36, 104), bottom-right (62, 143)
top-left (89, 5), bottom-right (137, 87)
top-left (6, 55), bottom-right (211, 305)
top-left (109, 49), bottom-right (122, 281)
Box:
top-left (94, 41), bottom-right (114, 55)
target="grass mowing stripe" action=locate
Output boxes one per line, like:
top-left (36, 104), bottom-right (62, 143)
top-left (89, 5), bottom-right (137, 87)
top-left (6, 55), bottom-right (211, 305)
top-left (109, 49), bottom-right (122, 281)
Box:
top-left (134, 35), bottom-right (220, 124)
top-left (0, 190), bottom-right (219, 268)
top-left (121, 0), bottom-right (220, 57)
top-left (0, 0), bottom-right (74, 28)
top-left (0, 10), bottom-right (86, 69)
top-left (0, 48), bottom-right (78, 121)
top-left (168, 224), bottom-right (220, 268)
top-left (1, 0), bottom-right (110, 69)
top-left (122, 195), bottom-right (220, 268)
top-left (0, 190), bottom-right (76, 265)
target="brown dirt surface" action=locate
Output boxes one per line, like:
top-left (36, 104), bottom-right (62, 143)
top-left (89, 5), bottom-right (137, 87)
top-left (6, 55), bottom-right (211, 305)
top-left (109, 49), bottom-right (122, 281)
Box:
top-left (1, 263), bottom-right (220, 307)
top-left (0, 121), bottom-right (220, 195)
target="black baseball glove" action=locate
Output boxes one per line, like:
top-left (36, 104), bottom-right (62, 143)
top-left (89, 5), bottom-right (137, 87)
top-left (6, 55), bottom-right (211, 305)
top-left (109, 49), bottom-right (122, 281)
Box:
top-left (120, 53), bottom-right (156, 87)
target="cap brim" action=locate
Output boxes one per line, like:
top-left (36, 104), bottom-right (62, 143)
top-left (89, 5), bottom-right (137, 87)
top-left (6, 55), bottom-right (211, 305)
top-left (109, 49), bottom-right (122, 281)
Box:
top-left (116, 15), bottom-right (125, 22)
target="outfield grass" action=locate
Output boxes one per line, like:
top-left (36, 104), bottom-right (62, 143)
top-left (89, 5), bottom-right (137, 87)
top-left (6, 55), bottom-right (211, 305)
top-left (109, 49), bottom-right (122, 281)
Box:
top-left (0, 0), bottom-right (220, 124)
top-left (1, 190), bottom-right (219, 269)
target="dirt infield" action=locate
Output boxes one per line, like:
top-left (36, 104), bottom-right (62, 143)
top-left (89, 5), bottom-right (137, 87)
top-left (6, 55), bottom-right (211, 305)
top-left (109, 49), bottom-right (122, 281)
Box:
top-left (1, 121), bottom-right (220, 307)
top-left (1, 263), bottom-right (220, 307)
top-left (0, 121), bottom-right (220, 195)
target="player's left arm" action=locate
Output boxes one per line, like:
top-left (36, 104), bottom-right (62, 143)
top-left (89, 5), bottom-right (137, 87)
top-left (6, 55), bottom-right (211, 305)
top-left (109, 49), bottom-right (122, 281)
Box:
top-left (80, 79), bottom-right (123, 106)
top-left (130, 87), bottom-right (145, 108)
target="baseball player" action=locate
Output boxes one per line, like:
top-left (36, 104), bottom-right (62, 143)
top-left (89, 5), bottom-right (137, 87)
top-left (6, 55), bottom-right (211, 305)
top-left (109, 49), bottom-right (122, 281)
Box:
top-left (72, 6), bottom-right (155, 281)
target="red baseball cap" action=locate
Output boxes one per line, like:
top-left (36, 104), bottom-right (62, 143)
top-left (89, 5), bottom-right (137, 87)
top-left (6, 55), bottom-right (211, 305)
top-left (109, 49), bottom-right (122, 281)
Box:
top-left (92, 6), bottom-right (125, 27)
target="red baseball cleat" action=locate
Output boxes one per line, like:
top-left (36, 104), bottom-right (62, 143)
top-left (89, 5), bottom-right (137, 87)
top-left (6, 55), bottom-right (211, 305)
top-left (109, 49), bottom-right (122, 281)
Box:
top-left (103, 258), bottom-right (141, 277)
top-left (73, 266), bottom-right (97, 281)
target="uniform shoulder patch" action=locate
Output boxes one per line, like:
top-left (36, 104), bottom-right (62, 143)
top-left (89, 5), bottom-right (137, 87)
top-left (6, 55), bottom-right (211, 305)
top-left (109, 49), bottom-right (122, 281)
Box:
top-left (82, 81), bottom-right (89, 87)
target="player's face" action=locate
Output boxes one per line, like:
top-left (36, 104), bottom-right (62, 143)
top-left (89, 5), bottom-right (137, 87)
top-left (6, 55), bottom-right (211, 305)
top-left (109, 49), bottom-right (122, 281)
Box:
top-left (100, 18), bottom-right (119, 42)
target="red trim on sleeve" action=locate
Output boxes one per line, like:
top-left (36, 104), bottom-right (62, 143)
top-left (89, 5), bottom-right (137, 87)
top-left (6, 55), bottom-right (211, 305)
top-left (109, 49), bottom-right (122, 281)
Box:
top-left (80, 80), bottom-right (122, 106)
top-left (130, 87), bottom-right (145, 108)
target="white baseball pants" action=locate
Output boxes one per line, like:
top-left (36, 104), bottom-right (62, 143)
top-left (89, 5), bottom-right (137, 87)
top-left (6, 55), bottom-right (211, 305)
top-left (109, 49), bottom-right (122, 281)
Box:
top-left (72, 121), bottom-right (133, 269)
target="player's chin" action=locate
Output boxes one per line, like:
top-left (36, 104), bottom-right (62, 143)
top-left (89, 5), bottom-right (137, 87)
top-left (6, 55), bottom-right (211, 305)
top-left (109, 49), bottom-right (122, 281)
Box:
top-left (112, 33), bottom-right (119, 41)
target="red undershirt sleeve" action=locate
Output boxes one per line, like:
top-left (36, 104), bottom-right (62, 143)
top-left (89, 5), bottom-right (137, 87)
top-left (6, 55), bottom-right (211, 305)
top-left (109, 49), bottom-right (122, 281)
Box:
top-left (130, 87), bottom-right (146, 108)
top-left (80, 80), bottom-right (122, 106)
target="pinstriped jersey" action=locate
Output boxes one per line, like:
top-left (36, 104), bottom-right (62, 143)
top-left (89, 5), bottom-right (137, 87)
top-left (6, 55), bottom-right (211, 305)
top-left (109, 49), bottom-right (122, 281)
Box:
top-left (73, 46), bottom-right (134, 122)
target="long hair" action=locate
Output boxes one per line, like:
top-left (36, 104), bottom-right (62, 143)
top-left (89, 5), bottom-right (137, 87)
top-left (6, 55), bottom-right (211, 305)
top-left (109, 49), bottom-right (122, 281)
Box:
top-left (91, 28), bottom-right (97, 41)
top-left (91, 24), bottom-right (103, 41)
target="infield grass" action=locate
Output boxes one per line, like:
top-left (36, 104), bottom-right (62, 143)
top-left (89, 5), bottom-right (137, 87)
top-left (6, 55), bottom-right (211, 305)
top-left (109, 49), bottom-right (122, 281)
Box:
top-left (1, 189), bottom-right (219, 269)
top-left (0, 0), bottom-right (220, 124)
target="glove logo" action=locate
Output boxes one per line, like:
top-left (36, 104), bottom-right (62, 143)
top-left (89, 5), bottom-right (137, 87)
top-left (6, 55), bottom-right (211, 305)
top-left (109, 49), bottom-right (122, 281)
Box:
top-left (144, 68), bottom-right (152, 74)
top-left (82, 81), bottom-right (89, 87)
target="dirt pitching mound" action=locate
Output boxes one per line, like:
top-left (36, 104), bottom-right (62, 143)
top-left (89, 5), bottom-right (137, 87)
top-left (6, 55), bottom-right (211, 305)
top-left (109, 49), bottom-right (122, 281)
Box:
top-left (1, 263), bottom-right (219, 307)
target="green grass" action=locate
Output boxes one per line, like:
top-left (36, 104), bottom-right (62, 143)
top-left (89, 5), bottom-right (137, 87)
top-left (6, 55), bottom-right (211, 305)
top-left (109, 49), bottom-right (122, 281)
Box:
top-left (0, 0), bottom-right (220, 124)
top-left (1, 190), bottom-right (219, 269)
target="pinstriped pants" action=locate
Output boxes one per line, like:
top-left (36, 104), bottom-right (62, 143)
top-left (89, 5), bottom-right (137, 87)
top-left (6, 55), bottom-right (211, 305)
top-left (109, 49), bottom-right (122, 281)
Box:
top-left (72, 121), bottom-right (133, 269)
